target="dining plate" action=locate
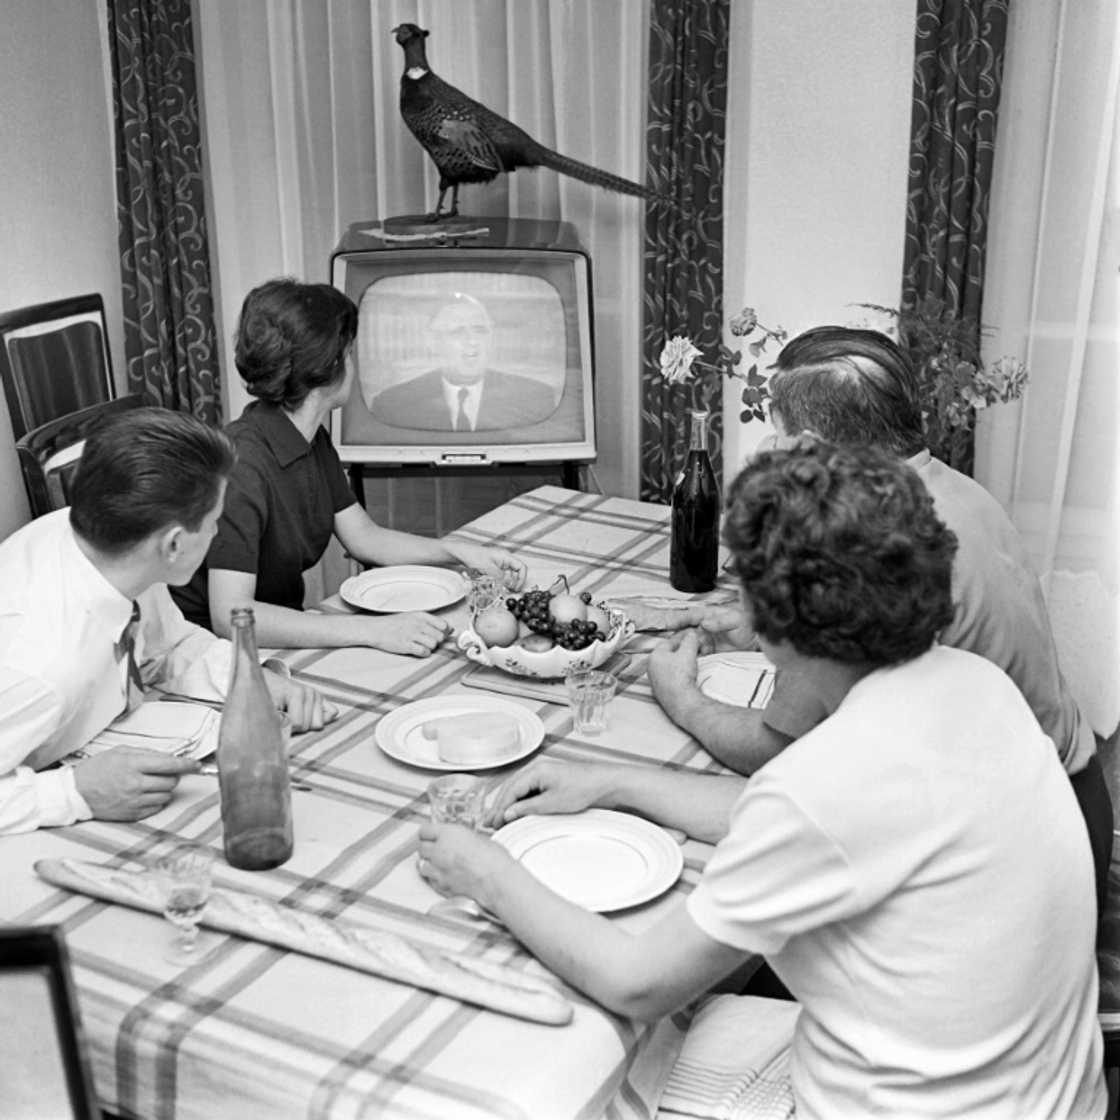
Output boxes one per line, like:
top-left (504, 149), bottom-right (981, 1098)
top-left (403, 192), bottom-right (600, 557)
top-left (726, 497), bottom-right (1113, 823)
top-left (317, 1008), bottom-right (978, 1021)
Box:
top-left (340, 566), bottom-right (469, 613)
top-left (374, 695), bottom-right (545, 771)
top-left (492, 809), bottom-right (684, 912)
top-left (696, 651), bottom-right (776, 709)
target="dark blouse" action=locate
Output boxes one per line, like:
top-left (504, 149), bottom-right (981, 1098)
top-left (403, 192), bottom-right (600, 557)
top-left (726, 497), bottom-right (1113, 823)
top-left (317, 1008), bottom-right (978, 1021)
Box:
top-left (172, 402), bottom-right (356, 630)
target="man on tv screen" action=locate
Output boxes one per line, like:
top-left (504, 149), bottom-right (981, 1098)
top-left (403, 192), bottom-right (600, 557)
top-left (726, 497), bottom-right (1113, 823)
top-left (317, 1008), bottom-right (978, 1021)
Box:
top-left (369, 293), bottom-right (558, 431)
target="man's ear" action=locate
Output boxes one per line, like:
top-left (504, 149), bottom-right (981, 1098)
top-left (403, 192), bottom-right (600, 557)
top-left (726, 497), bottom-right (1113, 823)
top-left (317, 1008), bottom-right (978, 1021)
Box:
top-left (158, 524), bottom-right (184, 565)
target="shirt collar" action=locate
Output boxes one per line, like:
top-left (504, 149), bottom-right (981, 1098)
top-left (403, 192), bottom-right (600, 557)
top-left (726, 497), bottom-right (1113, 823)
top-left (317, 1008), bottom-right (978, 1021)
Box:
top-left (906, 447), bottom-right (933, 471)
top-left (245, 401), bottom-right (314, 468)
top-left (61, 514), bottom-right (136, 633)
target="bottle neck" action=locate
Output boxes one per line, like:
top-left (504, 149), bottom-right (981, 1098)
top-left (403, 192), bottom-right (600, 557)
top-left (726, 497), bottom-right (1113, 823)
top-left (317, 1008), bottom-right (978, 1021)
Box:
top-left (229, 609), bottom-right (260, 664)
top-left (688, 410), bottom-right (710, 453)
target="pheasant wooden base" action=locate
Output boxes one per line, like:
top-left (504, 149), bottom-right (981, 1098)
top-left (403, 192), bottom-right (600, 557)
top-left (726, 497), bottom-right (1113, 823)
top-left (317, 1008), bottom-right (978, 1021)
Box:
top-left (382, 214), bottom-right (491, 239)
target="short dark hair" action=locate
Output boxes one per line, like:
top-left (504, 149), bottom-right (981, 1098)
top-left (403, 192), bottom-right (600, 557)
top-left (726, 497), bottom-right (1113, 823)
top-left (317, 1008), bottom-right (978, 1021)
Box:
top-left (234, 278), bottom-right (358, 409)
top-left (724, 440), bottom-right (957, 665)
top-left (69, 407), bottom-right (235, 553)
top-left (770, 326), bottom-right (925, 457)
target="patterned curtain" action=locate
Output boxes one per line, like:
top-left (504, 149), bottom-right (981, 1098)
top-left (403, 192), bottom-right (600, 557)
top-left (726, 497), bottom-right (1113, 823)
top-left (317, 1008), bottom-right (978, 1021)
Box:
top-left (107, 0), bottom-right (221, 423)
top-left (640, 0), bottom-right (730, 503)
top-left (901, 0), bottom-right (1009, 471)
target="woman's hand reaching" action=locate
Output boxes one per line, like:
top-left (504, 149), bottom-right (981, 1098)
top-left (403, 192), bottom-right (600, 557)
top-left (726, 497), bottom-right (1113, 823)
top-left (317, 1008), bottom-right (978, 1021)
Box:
top-left (446, 542), bottom-right (527, 591)
top-left (484, 759), bottom-right (617, 827)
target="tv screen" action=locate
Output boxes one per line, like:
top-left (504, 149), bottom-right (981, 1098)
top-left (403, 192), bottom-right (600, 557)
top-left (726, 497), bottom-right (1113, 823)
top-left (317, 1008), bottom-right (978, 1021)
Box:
top-left (330, 221), bottom-right (596, 466)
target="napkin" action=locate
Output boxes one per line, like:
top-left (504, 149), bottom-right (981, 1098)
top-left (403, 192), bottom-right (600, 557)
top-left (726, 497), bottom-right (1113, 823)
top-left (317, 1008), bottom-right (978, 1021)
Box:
top-left (69, 701), bottom-right (219, 762)
top-left (657, 994), bottom-right (798, 1120)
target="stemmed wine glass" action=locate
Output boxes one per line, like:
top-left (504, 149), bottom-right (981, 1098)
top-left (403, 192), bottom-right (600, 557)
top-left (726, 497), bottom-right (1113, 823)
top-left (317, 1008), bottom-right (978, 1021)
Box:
top-left (155, 845), bottom-right (213, 964)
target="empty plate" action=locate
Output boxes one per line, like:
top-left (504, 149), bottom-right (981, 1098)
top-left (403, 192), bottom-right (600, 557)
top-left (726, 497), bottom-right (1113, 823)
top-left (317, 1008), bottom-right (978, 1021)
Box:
top-left (340, 565), bottom-right (469, 613)
top-left (492, 809), bottom-right (684, 912)
top-left (696, 651), bottom-right (775, 709)
top-left (374, 694), bottom-right (545, 771)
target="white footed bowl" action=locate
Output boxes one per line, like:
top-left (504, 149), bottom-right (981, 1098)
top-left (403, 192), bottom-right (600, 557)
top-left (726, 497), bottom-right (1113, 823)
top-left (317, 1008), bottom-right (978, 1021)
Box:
top-left (458, 609), bottom-right (635, 680)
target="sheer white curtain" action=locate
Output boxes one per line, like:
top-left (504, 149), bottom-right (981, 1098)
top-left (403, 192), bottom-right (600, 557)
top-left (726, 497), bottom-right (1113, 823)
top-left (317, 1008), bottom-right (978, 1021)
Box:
top-left (979, 0), bottom-right (1120, 736)
top-left (194, 0), bottom-right (648, 504)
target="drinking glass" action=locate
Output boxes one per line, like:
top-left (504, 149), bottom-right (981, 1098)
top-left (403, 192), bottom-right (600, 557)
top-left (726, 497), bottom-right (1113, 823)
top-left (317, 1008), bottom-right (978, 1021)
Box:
top-left (466, 574), bottom-right (504, 617)
top-left (565, 669), bottom-right (618, 735)
top-left (155, 845), bottom-right (213, 964)
top-left (427, 773), bottom-right (490, 828)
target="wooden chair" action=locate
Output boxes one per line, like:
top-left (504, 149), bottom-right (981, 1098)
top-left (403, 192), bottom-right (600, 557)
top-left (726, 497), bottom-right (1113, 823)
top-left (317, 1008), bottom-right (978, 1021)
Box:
top-left (16, 394), bottom-right (149, 518)
top-left (0, 293), bottom-right (115, 441)
top-left (1100, 838), bottom-right (1120, 1115)
top-left (0, 924), bottom-right (101, 1119)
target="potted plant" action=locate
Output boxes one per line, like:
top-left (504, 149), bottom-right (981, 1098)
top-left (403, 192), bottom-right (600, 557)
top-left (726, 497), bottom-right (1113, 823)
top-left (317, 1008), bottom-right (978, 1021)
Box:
top-left (860, 295), bottom-right (1029, 473)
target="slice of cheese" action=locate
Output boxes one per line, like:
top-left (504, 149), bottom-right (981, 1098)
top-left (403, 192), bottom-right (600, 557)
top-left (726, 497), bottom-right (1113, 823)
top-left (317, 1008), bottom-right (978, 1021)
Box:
top-left (423, 713), bottom-right (521, 764)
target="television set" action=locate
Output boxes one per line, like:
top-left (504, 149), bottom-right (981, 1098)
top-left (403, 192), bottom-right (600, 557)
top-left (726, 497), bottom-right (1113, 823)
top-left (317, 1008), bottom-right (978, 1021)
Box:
top-left (329, 218), bottom-right (597, 468)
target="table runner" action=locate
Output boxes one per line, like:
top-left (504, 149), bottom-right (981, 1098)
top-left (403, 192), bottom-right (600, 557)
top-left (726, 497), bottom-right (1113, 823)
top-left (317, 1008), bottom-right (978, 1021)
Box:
top-left (3, 485), bottom-right (742, 1119)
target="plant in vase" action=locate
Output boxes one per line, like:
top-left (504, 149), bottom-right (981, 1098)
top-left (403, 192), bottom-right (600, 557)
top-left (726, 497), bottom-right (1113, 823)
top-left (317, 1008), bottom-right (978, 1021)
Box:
top-left (859, 296), bottom-right (1029, 472)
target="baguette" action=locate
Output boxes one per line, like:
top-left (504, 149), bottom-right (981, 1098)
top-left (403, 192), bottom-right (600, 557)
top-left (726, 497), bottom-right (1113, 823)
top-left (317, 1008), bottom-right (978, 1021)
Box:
top-left (35, 857), bottom-right (572, 1026)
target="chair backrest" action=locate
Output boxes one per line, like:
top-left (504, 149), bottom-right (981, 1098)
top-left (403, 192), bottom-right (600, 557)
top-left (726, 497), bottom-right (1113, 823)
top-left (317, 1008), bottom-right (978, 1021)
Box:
top-left (16, 394), bottom-right (150, 519)
top-left (0, 294), bottom-right (115, 441)
top-left (0, 925), bottom-right (101, 1120)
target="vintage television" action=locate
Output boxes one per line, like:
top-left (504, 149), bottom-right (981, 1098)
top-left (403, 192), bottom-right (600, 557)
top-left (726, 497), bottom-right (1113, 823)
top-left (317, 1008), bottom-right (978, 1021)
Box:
top-left (329, 218), bottom-right (596, 468)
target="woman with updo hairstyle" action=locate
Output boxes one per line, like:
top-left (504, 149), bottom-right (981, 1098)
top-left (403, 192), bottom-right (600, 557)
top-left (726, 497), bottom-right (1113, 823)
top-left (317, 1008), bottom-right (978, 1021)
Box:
top-left (171, 278), bottom-right (526, 654)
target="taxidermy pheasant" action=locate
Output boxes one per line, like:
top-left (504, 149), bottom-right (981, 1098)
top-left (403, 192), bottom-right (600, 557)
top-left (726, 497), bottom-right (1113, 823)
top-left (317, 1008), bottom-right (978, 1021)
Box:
top-left (393, 22), bottom-right (665, 219)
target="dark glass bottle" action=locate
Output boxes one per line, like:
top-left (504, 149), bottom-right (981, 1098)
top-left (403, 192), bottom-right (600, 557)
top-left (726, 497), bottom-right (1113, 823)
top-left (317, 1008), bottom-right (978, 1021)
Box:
top-left (669, 409), bottom-right (720, 593)
top-left (217, 608), bottom-right (293, 870)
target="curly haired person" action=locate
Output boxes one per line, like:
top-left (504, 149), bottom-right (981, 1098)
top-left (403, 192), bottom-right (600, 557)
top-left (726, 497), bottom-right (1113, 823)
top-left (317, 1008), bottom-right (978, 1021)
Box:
top-left (417, 442), bottom-right (1105, 1119)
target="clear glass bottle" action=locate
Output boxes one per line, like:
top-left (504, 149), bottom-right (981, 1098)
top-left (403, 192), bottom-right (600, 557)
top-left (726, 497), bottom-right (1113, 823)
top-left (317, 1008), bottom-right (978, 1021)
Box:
top-left (669, 409), bottom-right (720, 593)
top-left (217, 608), bottom-right (293, 870)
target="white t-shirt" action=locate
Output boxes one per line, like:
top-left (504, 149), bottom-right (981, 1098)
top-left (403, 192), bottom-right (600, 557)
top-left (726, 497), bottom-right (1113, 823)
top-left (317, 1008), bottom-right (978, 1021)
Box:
top-left (688, 646), bottom-right (1104, 1119)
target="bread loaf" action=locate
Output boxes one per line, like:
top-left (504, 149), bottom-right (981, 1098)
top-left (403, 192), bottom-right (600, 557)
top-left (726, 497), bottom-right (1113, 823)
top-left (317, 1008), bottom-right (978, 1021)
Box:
top-left (34, 857), bottom-right (571, 1025)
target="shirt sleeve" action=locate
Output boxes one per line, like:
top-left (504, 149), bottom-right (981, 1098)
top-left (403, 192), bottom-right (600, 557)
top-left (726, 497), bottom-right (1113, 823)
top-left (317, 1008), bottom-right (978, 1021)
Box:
top-left (0, 668), bottom-right (93, 833)
top-left (687, 782), bottom-right (858, 956)
top-left (136, 586), bottom-right (231, 701)
top-left (761, 667), bottom-right (831, 741)
top-left (206, 450), bottom-right (270, 575)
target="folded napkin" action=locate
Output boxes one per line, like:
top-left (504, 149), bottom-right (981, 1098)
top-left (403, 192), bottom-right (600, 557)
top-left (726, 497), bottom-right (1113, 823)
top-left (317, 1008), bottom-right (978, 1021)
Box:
top-left (657, 994), bottom-right (799, 1120)
top-left (68, 701), bottom-right (219, 762)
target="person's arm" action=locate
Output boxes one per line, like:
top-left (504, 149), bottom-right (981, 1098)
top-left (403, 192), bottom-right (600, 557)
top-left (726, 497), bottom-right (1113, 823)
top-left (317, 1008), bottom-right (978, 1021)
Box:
top-left (487, 758), bottom-right (746, 844)
top-left (333, 503), bottom-right (526, 588)
top-left (0, 669), bottom-right (199, 833)
top-left (207, 567), bottom-right (451, 656)
top-left (142, 586), bottom-right (337, 729)
top-left (418, 824), bottom-right (745, 1020)
top-left (647, 631), bottom-right (793, 774)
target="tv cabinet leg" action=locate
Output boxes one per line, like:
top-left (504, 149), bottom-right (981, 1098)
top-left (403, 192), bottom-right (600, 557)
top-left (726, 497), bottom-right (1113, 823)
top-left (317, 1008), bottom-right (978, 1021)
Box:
top-left (561, 461), bottom-right (581, 491)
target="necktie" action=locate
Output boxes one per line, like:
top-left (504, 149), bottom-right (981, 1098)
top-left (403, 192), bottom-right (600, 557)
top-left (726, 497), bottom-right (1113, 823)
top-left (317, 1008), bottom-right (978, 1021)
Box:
top-left (455, 387), bottom-right (471, 431)
top-left (115, 601), bottom-right (145, 714)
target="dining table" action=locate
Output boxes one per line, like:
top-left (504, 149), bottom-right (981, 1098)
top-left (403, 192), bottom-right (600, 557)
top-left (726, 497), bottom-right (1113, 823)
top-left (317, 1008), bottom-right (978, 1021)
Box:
top-left (2, 484), bottom-right (760, 1120)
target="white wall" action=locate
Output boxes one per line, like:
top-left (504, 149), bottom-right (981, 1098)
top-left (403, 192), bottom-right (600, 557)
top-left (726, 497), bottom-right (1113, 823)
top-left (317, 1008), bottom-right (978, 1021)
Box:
top-left (722, 0), bottom-right (915, 477)
top-left (0, 0), bottom-right (122, 539)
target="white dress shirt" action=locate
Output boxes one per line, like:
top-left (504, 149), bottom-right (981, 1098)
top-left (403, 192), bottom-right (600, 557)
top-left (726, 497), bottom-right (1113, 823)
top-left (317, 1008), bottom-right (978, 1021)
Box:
top-left (441, 379), bottom-right (481, 430)
top-left (0, 509), bottom-right (232, 834)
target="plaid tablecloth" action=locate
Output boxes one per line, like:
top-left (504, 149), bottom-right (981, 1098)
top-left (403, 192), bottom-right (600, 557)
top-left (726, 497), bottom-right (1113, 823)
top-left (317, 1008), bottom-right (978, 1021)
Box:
top-left (5, 485), bottom-right (742, 1120)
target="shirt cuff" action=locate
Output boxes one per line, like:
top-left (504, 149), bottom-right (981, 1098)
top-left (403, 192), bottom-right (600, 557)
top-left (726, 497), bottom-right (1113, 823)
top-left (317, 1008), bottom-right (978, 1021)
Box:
top-left (261, 657), bottom-right (292, 679)
top-left (38, 766), bottom-right (94, 828)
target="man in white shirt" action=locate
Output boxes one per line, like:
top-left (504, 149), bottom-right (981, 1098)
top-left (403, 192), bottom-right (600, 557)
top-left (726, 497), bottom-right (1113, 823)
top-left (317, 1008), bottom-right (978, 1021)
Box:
top-left (0, 407), bottom-right (334, 834)
top-left (417, 442), bottom-right (1106, 1119)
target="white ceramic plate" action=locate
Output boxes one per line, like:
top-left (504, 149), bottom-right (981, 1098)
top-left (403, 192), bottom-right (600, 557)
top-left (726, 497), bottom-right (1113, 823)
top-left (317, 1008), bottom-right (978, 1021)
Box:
top-left (492, 809), bottom-right (684, 912)
top-left (340, 566), bottom-right (469, 613)
top-left (374, 695), bottom-right (545, 771)
top-left (696, 651), bottom-right (776, 709)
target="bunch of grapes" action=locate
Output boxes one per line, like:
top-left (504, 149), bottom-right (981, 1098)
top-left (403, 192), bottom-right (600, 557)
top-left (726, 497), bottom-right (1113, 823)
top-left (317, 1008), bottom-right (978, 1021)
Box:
top-left (505, 587), bottom-right (609, 651)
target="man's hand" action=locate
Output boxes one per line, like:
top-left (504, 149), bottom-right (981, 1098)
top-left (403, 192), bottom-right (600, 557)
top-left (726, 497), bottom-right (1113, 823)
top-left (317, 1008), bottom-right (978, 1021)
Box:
top-left (357, 613), bottom-right (451, 657)
top-left (446, 542), bottom-right (527, 591)
top-left (486, 759), bottom-right (616, 826)
top-left (646, 629), bottom-right (707, 723)
top-left (262, 669), bottom-right (339, 732)
top-left (73, 747), bottom-right (200, 821)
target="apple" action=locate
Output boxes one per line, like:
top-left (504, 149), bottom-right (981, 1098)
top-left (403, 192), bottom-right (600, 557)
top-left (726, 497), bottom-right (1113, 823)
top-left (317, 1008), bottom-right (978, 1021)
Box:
top-left (519, 633), bottom-right (555, 653)
top-left (474, 605), bottom-right (519, 647)
top-left (548, 592), bottom-right (587, 626)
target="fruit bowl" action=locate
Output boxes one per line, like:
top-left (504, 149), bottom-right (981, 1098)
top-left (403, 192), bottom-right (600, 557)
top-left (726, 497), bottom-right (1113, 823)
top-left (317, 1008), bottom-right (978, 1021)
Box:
top-left (458, 608), bottom-right (635, 680)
